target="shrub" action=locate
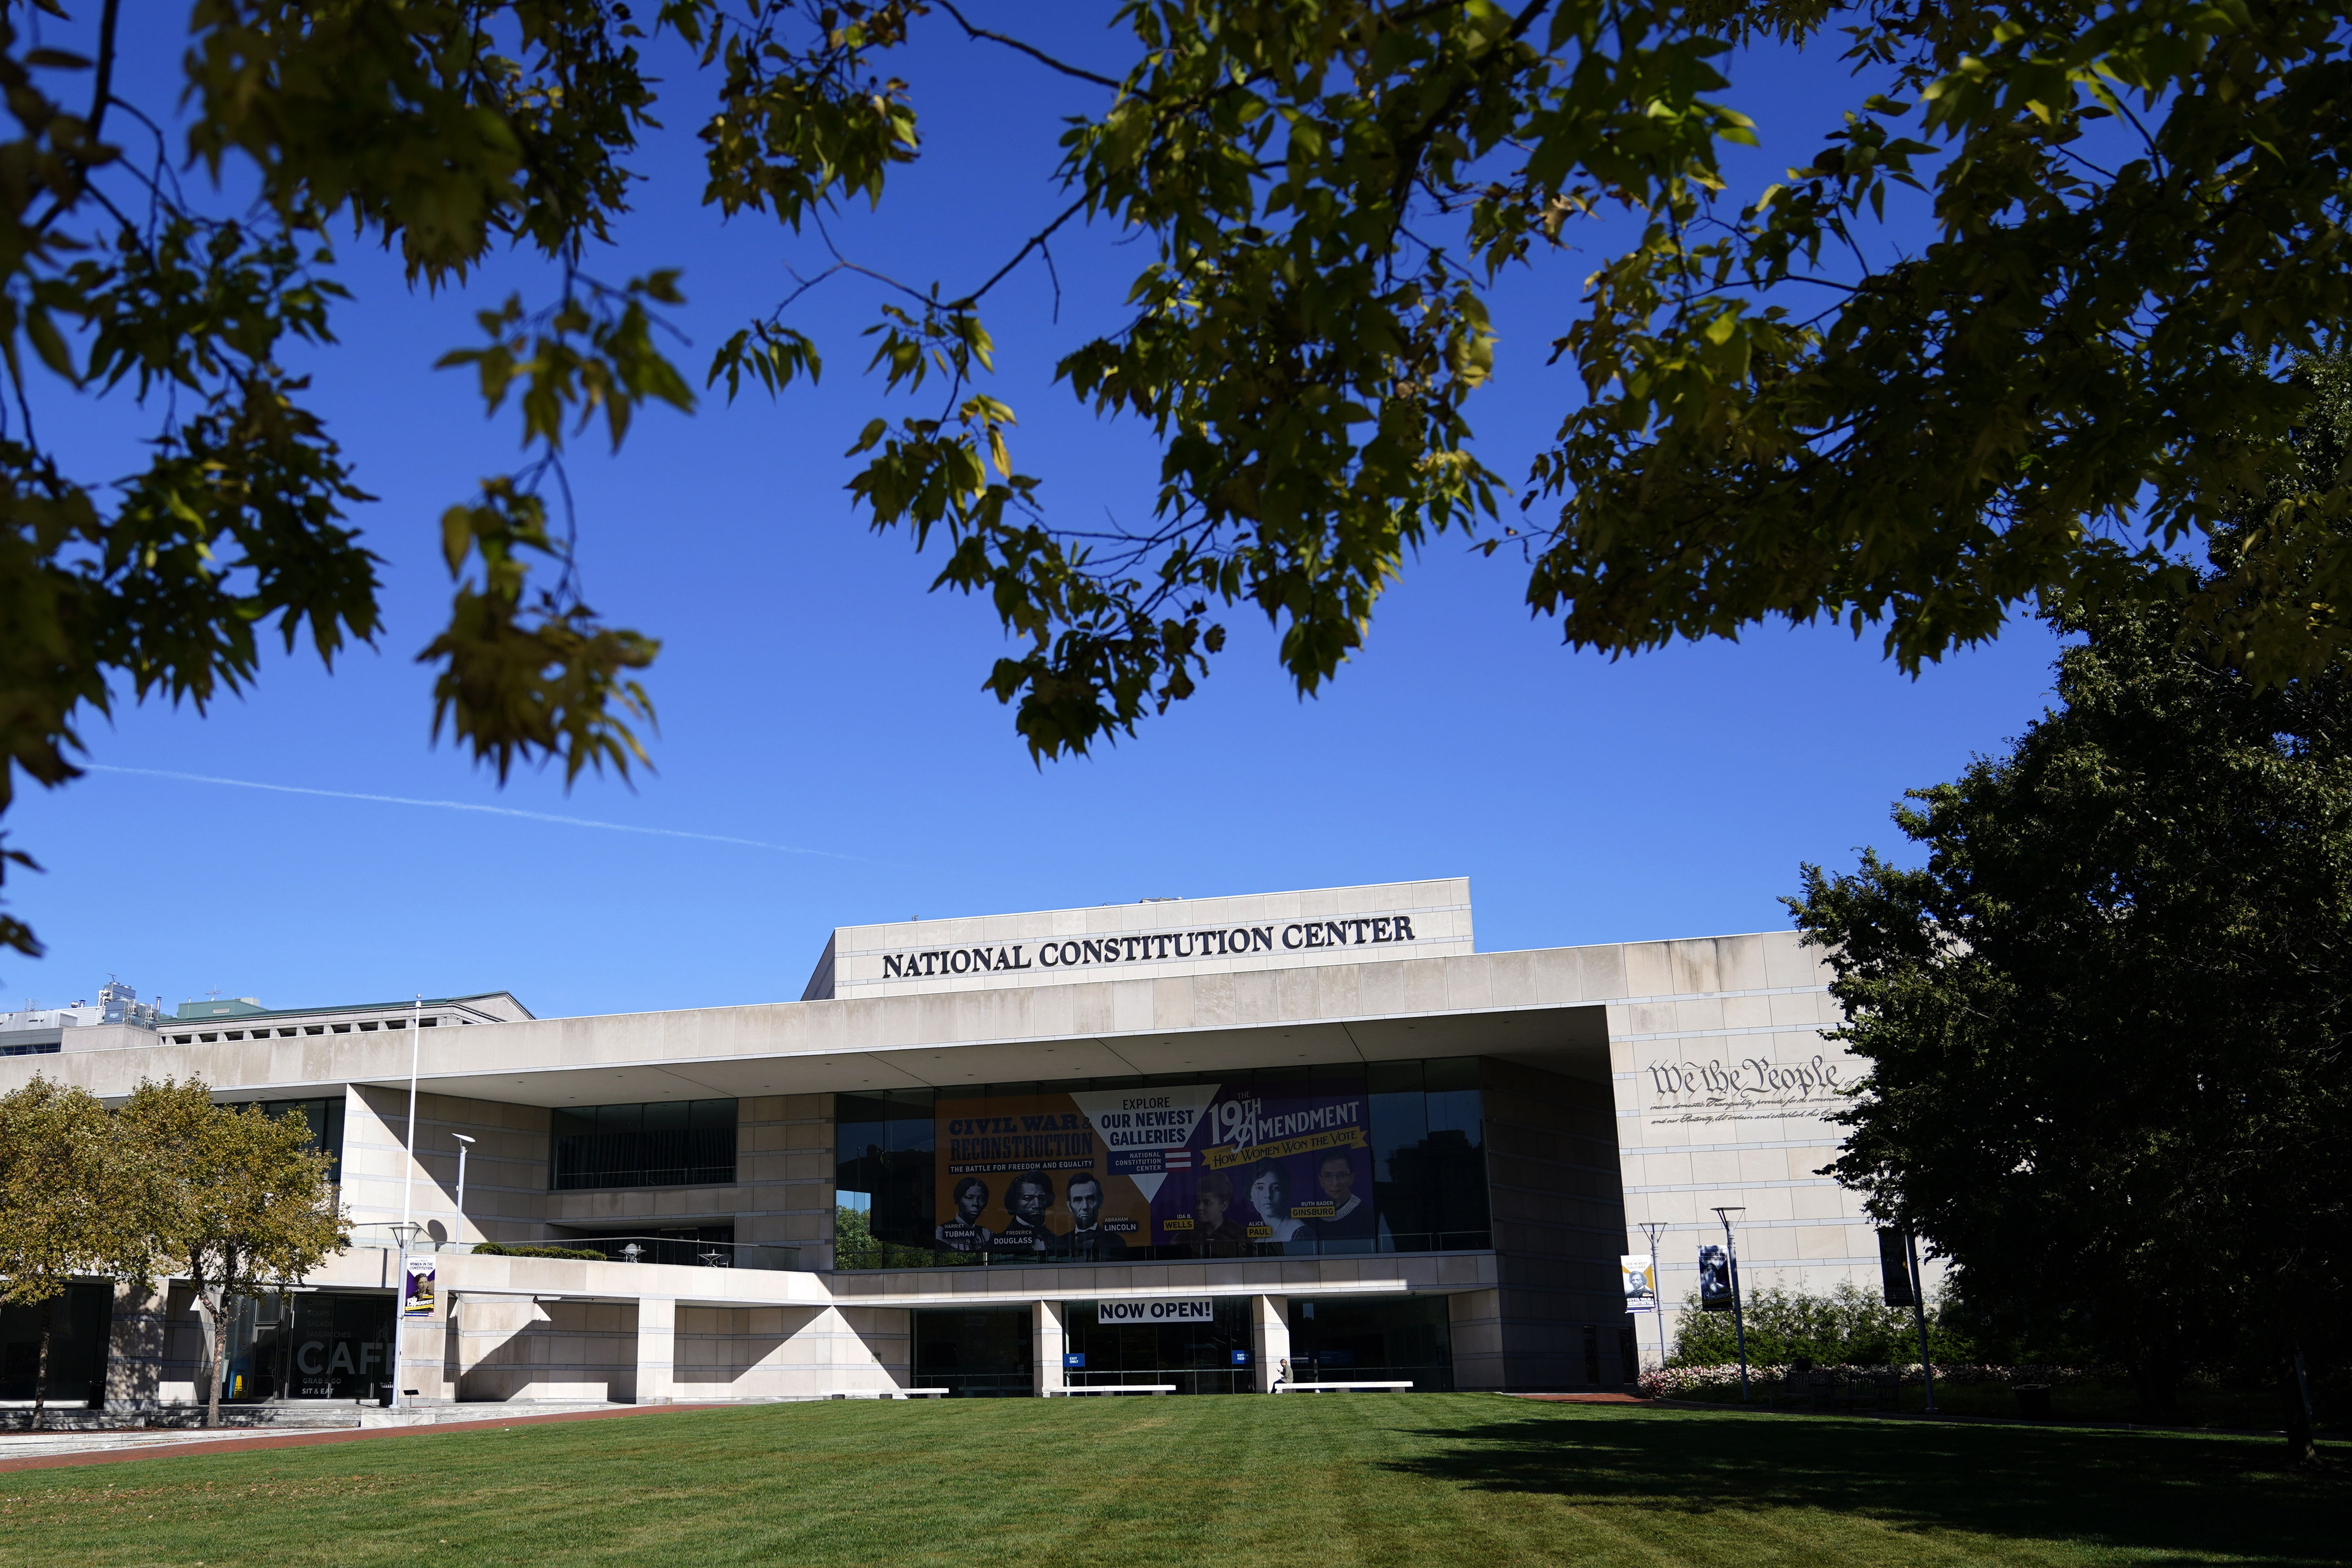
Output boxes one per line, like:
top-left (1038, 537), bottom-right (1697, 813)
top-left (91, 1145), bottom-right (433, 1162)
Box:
top-left (471, 1242), bottom-right (609, 1262)
top-left (1670, 1279), bottom-right (1976, 1367)
top-left (1638, 1362), bottom-right (2099, 1399)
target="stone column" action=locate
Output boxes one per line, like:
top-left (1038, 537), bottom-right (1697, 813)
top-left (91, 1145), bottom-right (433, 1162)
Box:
top-left (1448, 1288), bottom-right (1506, 1390)
top-left (1252, 1295), bottom-right (1289, 1392)
top-left (104, 1281), bottom-right (166, 1413)
top-left (396, 1299), bottom-right (451, 1403)
top-left (634, 1297), bottom-right (676, 1405)
top-left (1032, 1300), bottom-right (1066, 1396)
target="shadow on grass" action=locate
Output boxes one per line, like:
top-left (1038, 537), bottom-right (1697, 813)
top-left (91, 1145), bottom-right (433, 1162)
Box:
top-left (1387, 1408), bottom-right (2345, 1565)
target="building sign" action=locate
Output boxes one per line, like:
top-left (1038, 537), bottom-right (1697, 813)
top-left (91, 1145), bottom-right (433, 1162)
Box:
top-left (1098, 1298), bottom-right (1215, 1324)
top-left (1643, 1054), bottom-right (1848, 1127)
top-left (933, 1079), bottom-right (1377, 1259)
top-left (1620, 1253), bottom-right (1657, 1314)
top-left (879, 915), bottom-right (1425, 983)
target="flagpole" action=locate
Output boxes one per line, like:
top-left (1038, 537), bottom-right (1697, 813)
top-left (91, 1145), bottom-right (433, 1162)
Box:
top-left (393, 994), bottom-right (422, 1411)
top-left (1640, 1219), bottom-right (1670, 1373)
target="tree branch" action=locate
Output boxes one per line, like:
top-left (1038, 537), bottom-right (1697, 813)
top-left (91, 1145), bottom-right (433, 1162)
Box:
top-left (87, 0), bottom-right (120, 143)
top-left (933, 1), bottom-right (1129, 92)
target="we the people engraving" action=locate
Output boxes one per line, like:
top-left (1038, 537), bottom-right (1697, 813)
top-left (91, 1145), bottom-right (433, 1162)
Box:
top-left (1643, 1055), bottom-right (1846, 1125)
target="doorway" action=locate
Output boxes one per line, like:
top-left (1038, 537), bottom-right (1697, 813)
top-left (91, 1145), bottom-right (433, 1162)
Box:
top-left (1064, 1298), bottom-right (1254, 1394)
top-left (224, 1292), bottom-right (395, 1403)
top-left (910, 1307), bottom-right (1031, 1397)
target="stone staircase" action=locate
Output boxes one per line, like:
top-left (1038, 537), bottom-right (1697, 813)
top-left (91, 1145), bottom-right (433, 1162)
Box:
top-left (0, 1402), bottom-right (366, 1434)
top-left (362, 1400), bottom-right (626, 1427)
top-left (155, 1403), bottom-right (367, 1430)
top-left (0, 1400), bottom-right (643, 1460)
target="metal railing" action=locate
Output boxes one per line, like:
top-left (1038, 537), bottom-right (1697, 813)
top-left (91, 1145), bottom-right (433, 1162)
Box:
top-left (343, 1226), bottom-right (799, 1271)
top-left (831, 1231), bottom-right (1494, 1271)
top-left (536, 1236), bottom-right (800, 1271)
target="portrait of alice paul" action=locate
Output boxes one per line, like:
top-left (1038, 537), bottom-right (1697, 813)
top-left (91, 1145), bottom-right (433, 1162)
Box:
top-left (1246, 1159), bottom-right (1307, 1245)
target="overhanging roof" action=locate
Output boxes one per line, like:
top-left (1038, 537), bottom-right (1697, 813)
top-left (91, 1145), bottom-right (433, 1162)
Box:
top-left (0, 931), bottom-right (1816, 1106)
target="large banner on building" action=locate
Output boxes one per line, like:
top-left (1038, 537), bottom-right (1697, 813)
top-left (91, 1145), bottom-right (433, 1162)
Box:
top-left (934, 1079), bottom-right (1375, 1258)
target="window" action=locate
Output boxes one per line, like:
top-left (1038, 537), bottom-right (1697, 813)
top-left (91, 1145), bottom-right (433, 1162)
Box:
top-left (242, 1097), bottom-right (346, 1180)
top-left (550, 1100), bottom-right (737, 1191)
top-left (833, 1059), bottom-right (1492, 1271)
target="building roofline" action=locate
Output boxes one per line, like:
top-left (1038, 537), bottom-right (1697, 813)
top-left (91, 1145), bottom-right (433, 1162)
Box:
top-left (825, 876), bottom-right (1468, 935)
top-left (170, 992), bottom-right (534, 1024)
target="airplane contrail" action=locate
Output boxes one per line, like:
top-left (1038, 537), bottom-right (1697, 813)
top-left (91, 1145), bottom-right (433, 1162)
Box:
top-left (85, 764), bottom-right (861, 860)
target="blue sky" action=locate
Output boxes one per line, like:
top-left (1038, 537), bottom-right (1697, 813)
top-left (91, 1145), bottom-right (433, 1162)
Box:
top-left (5, 9), bottom-right (2061, 1019)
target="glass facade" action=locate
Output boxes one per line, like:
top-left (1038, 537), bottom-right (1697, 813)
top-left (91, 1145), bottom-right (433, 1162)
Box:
top-left (1065, 1296), bottom-right (1255, 1394)
top-left (221, 1290), bottom-right (394, 1403)
top-left (1285, 1295), bottom-right (1453, 1390)
top-left (249, 1097), bottom-right (347, 1179)
top-left (905, 1296), bottom-right (1454, 1396)
top-left (834, 1059), bottom-right (1488, 1269)
top-left (550, 1099), bottom-right (737, 1191)
top-left (910, 1307), bottom-right (1033, 1397)
top-left (0, 1283), bottom-right (110, 1406)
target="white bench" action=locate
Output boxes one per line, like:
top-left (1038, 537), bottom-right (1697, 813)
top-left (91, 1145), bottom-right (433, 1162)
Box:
top-left (1274, 1381), bottom-right (1413, 1393)
top-left (1049, 1384), bottom-right (1178, 1396)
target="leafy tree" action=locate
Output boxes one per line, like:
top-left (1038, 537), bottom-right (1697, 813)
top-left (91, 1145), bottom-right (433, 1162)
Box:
top-left (5, 0), bottom-right (2351, 953)
top-left (1669, 1280), bottom-right (1972, 1368)
top-left (831, 1201), bottom-right (963, 1269)
top-left (0, 1076), bottom-right (137, 1426)
top-left (1790, 478), bottom-right (2352, 1460)
top-left (117, 1079), bottom-right (345, 1428)
top-left (833, 1201), bottom-right (876, 1265)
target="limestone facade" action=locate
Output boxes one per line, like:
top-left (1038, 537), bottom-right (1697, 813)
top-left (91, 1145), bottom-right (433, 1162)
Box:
top-left (7, 883), bottom-right (1893, 1404)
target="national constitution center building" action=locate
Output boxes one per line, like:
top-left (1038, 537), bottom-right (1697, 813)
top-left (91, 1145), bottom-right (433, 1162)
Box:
top-left (0, 880), bottom-right (1876, 1408)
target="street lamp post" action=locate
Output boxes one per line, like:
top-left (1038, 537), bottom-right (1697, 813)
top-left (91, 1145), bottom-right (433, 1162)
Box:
top-left (1712, 1206), bottom-right (1751, 1404)
top-left (1638, 1219), bottom-right (1671, 1375)
top-left (451, 1134), bottom-right (475, 1250)
top-left (386, 1219), bottom-right (421, 1410)
top-left (1905, 1230), bottom-right (1939, 1414)
top-left (392, 994), bottom-right (424, 1412)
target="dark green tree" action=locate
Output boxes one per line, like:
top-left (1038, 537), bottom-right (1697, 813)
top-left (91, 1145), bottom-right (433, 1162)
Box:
top-left (6, 0), bottom-right (2352, 955)
top-left (1791, 375), bottom-right (2352, 1458)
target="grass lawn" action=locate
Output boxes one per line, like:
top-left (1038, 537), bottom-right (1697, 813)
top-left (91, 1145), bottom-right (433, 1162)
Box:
top-left (1670, 1376), bottom-right (2293, 1429)
top-left (6, 1394), bottom-right (2342, 1568)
